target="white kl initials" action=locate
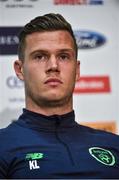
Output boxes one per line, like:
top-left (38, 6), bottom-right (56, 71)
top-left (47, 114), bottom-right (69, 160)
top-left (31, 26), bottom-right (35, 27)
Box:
top-left (29, 160), bottom-right (40, 170)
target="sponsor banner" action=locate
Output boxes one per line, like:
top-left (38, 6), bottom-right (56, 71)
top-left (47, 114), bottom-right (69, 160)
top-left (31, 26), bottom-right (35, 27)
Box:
top-left (0, 27), bottom-right (106, 55)
top-left (74, 30), bottom-right (106, 49)
top-left (5, 75), bottom-right (25, 106)
top-left (80, 121), bottom-right (117, 134)
top-left (0, 27), bottom-right (22, 55)
top-left (0, 57), bottom-right (25, 128)
top-left (74, 76), bottom-right (111, 93)
top-left (0, 57), bottom-right (25, 109)
top-left (54, 0), bottom-right (104, 5)
top-left (0, 0), bottom-right (39, 9)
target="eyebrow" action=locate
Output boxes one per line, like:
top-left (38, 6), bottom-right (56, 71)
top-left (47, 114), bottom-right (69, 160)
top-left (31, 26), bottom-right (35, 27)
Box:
top-left (30, 48), bottom-right (75, 56)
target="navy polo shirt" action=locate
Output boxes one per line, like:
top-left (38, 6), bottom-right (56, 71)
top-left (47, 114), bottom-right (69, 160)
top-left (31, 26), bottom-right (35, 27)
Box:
top-left (0, 109), bottom-right (119, 178)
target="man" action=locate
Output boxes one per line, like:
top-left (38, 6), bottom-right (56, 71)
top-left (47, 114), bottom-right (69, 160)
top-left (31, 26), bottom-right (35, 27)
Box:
top-left (0, 13), bottom-right (119, 179)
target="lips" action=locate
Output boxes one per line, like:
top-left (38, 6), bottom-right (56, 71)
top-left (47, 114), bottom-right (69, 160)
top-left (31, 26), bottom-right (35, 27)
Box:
top-left (44, 78), bottom-right (63, 86)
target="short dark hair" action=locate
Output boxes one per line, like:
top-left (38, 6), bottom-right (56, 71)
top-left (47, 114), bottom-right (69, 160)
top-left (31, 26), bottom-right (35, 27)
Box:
top-left (18, 13), bottom-right (78, 60)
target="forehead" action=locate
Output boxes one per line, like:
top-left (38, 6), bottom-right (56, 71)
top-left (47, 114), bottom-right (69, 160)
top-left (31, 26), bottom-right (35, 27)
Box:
top-left (25, 30), bottom-right (75, 53)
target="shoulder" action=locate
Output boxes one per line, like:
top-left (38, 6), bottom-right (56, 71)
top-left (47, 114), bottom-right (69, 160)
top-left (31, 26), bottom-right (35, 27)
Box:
top-left (81, 123), bottom-right (119, 136)
top-left (0, 120), bottom-right (21, 136)
top-left (0, 121), bottom-right (19, 145)
top-left (75, 123), bottom-right (119, 143)
top-left (0, 119), bottom-right (31, 152)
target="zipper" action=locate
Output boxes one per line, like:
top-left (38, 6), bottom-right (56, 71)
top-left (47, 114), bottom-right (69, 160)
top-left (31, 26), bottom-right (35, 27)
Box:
top-left (55, 117), bottom-right (75, 166)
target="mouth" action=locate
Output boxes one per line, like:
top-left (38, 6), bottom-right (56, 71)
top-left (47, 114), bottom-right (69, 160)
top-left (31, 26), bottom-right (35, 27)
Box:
top-left (44, 78), bottom-right (63, 86)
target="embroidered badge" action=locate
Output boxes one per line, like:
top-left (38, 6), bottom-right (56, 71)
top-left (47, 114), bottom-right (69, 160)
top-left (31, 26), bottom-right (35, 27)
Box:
top-left (25, 153), bottom-right (44, 170)
top-left (89, 147), bottom-right (115, 166)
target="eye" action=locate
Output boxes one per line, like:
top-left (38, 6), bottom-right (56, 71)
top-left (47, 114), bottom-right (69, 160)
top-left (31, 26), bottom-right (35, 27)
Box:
top-left (59, 53), bottom-right (70, 61)
top-left (34, 54), bottom-right (48, 61)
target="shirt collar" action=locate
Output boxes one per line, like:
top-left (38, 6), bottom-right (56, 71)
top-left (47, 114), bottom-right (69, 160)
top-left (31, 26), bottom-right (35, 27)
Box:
top-left (18, 108), bottom-right (76, 131)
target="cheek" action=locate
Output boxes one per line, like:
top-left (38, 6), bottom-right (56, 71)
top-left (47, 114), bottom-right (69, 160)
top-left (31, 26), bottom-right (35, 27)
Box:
top-left (62, 66), bottom-right (77, 85)
top-left (23, 66), bottom-right (39, 87)
top-left (24, 64), bottom-right (40, 79)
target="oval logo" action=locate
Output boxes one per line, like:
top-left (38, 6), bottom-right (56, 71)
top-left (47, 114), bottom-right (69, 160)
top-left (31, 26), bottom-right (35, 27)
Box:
top-left (89, 147), bottom-right (115, 166)
top-left (74, 30), bottom-right (106, 49)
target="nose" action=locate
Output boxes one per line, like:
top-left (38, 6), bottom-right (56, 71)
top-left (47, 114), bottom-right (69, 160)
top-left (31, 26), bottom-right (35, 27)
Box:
top-left (46, 55), bottom-right (59, 73)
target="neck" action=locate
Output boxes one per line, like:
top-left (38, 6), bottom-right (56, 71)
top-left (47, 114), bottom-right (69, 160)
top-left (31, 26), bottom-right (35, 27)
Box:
top-left (25, 98), bottom-right (73, 116)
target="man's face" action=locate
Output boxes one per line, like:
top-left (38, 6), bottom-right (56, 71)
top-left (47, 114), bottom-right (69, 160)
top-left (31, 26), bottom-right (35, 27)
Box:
top-left (15, 30), bottom-right (80, 108)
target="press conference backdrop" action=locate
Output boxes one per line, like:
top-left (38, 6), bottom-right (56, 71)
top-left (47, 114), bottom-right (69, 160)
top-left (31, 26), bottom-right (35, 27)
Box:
top-left (0, 0), bottom-right (119, 134)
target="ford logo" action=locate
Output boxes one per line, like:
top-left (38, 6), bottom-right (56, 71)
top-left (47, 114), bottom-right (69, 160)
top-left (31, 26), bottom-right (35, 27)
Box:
top-left (74, 30), bottom-right (106, 49)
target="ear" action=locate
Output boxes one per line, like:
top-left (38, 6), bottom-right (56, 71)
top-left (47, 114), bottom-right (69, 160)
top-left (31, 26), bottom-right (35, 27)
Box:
top-left (14, 60), bottom-right (24, 81)
top-left (75, 60), bottom-right (80, 82)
